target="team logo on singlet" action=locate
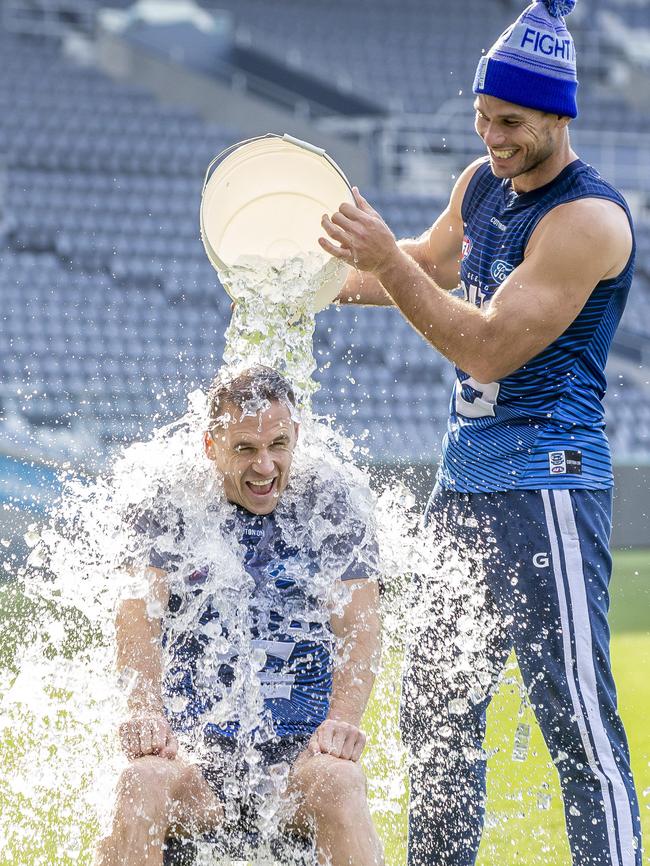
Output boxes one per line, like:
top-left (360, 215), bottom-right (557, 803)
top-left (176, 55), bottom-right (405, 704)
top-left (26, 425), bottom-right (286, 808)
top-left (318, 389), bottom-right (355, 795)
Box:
top-left (462, 235), bottom-right (473, 259)
top-left (548, 450), bottom-right (583, 475)
top-left (490, 259), bottom-right (515, 283)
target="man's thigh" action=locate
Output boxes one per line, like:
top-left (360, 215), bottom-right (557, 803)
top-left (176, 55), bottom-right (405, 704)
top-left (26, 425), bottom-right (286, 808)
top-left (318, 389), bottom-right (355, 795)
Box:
top-left (477, 487), bottom-right (621, 752)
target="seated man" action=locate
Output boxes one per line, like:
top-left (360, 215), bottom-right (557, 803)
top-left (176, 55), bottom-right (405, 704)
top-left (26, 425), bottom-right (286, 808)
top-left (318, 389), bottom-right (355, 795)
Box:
top-left (96, 365), bottom-right (384, 866)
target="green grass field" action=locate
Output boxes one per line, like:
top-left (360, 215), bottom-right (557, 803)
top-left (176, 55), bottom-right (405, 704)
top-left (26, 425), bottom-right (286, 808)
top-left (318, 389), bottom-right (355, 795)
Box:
top-left (365, 548), bottom-right (650, 865)
top-left (1, 550), bottom-right (648, 864)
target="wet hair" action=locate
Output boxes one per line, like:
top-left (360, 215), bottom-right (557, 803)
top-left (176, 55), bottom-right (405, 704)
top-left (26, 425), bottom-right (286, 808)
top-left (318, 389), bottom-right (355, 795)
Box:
top-left (207, 365), bottom-right (296, 429)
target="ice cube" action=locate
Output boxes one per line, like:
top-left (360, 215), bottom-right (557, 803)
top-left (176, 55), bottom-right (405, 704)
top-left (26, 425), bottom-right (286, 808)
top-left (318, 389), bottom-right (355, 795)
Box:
top-left (24, 525), bottom-right (40, 548)
top-left (251, 648), bottom-right (267, 670)
top-left (448, 698), bottom-right (469, 716)
top-left (511, 722), bottom-right (531, 762)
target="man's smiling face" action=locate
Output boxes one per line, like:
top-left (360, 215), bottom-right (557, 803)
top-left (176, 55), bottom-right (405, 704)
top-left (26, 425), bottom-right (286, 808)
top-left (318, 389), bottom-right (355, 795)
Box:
top-left (204, 399), bottom-right (298, 515)
top-left (474, 94), bottom-right (569, 190)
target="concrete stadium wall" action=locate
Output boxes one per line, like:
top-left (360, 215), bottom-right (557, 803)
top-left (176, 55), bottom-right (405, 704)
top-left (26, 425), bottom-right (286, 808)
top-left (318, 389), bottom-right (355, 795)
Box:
top-left (369, 461), bottom-right (650, 550)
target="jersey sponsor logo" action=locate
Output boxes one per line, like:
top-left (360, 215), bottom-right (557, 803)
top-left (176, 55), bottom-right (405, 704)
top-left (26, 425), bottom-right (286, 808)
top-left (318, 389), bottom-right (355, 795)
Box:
top-left (462, 235), bottom-right (473, 259)
top-left (565, 451), bottom-right (583, 474)
top-left (533, 552), bottom-right (550, 568)
top-left (490, 216), bottom-right (507, 231)
top-left (490, 259), bottom-right (515, 283)
top-left (548, 450), bottom-right (582, 475)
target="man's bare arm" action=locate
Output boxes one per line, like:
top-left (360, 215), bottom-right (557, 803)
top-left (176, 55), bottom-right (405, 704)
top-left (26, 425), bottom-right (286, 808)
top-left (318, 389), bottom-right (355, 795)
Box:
top-left (322, 183), bottom-right (632, 382)
top-left (375, 197), bottom-right (631, 381)
top-left (331, 237), bottom-right (430, 307)
top-left (328, 578), bottom-right (381, 726)
top-left (308, 579), bottom-right (381, 762)
top-left (115, 566), bottom-right (178, 759)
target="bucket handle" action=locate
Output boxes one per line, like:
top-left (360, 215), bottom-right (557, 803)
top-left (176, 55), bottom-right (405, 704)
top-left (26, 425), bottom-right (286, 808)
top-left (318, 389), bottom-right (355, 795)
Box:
top-left (280, 134), bottom-right (353, 192)
top-left (201, 132), bottom-right (353, 197)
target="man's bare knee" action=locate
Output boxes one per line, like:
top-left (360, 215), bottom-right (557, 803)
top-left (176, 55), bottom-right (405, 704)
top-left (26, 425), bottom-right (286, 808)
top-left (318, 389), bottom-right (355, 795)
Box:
top-left (298, 755), bottom-right (368, 819)
top-left (116, 757), bottom-right (178, 812)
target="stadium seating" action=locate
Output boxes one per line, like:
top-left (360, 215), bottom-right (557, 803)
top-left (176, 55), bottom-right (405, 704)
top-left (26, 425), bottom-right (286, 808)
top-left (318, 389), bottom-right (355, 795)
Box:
top-left (200, 0), bottom-right (529, 113)
top-left (1, 15), bottom-right (649, 467)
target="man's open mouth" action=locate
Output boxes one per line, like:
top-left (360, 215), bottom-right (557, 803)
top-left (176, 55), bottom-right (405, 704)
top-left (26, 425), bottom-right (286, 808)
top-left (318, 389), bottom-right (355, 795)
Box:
top-left (246, 478), bottom-right (276, 496)
top-left (490, 148), bottom-right (518, 161)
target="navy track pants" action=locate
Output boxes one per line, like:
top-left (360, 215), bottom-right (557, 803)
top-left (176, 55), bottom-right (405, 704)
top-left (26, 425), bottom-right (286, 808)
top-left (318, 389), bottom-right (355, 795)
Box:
top-left (401, 486), bottom-right (642, 866)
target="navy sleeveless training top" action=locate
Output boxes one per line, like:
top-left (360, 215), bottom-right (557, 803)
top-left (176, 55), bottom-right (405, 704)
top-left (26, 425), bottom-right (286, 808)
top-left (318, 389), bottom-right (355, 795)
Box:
top-left (437, 158), bottom-right (635, 492)
top-left (135, 487), bottom-right (378, 741)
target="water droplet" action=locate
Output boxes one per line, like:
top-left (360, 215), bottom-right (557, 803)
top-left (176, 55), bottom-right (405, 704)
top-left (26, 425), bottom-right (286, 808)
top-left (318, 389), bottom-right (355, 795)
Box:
top-left (146, 599), bottom-right (164, 619)
top-left (251, 648), bottom-right (267, 671)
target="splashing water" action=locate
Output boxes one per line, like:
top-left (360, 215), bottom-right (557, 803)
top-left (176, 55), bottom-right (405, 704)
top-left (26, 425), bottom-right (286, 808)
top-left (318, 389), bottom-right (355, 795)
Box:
top-left (221, 252), bottom-right (331, 408)
top-left (0, 250), bottom-right (503, 865)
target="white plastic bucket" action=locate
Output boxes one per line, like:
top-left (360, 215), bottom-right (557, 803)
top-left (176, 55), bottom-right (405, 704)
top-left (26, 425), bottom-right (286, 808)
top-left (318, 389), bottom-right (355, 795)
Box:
top-left (200, 133), bottom-right (354, 311)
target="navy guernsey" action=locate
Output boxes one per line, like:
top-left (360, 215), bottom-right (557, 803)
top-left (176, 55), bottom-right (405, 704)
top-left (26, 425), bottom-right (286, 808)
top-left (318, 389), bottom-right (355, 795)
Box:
top-left (134, 490), bottom-right (378, 741)
top-left (437, 158), bottom-right (635, 493)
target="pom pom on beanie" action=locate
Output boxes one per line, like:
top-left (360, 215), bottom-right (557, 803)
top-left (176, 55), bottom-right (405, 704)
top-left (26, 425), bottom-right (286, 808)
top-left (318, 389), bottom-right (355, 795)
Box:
top-left (542, 0), bottom-right (576, 18)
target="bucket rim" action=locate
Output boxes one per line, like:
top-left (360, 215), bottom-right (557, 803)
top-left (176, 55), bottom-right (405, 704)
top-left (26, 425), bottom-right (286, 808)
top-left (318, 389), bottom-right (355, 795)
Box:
top-left (199, 132), bottom-right (353, 282)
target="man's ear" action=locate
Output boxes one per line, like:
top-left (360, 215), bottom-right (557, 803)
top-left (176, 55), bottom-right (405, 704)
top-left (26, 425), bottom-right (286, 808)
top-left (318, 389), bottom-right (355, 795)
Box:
top-left (293, 422), bottom-right (300, 442)
top-left (204, 430), bottom-right (215, 461)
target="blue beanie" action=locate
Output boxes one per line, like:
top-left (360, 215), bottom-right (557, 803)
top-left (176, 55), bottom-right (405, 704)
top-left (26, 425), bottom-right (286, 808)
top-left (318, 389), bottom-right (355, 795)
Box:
top-left (473, 0), bottom-right (578, 118)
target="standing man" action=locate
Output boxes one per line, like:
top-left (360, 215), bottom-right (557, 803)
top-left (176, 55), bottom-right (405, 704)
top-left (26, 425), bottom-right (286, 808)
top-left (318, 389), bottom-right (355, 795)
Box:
top-left (96, 366), bottom-right (384, 866)
top-left (320, 1), bottom-right (642, 864)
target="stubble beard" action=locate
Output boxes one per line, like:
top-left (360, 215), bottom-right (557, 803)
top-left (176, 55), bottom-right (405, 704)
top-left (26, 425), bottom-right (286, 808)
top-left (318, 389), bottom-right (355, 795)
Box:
top-left (511, 132), bottom-right (556, 184)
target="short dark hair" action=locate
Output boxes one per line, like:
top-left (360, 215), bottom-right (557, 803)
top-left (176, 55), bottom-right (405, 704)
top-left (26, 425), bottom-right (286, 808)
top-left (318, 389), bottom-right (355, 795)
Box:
top-left (207, 365), bottom-right (296, 429)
